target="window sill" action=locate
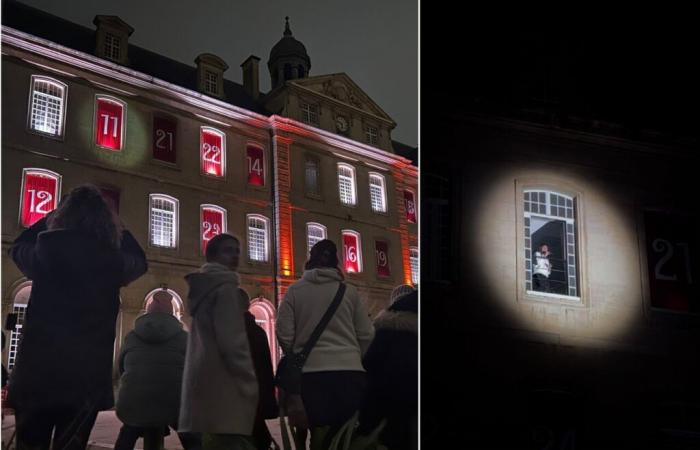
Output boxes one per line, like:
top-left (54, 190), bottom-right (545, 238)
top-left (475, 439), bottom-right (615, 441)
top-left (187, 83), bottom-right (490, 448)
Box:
top-left (27, 128), bottom-right (65, 141)
top-left (525, 290), bottom-right (581, 302)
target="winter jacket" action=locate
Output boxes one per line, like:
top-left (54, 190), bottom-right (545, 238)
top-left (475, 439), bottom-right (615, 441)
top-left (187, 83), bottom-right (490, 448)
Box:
top-left (360, 291), bottom-right (418, 449)
top-left (245, 312), bottom-right (279, 420)
top-left (276, 268), bottom-right (374, 373)
top-left (533, 252), bottom-right (552, 277)
top-left (8, 217), bottom-right (147, 411)
top-left (116, 312), bottom-right (187, 427)
top-left (179, 263), bottom-right (259, 434)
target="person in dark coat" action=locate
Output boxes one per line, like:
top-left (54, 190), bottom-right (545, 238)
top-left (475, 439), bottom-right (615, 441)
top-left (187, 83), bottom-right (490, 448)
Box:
top-left (8, 184), bottom-right (148, 450)
top-left (114, 290), bottom-right (201, 450)
top-left (240, 288), bottom-right (279, 450)
top-left (358, 289), bottom-right (418, 450)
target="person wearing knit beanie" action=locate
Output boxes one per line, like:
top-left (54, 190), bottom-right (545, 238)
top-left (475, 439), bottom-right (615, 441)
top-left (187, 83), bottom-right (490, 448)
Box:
top-left (389, 284), bottom-right (415, 306)
top-left (147, 290), bottom-right (174, 315)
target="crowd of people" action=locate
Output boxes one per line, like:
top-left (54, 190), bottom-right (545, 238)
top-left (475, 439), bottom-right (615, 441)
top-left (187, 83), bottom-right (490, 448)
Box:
top-left (2, 184), bottom-right (418, 450)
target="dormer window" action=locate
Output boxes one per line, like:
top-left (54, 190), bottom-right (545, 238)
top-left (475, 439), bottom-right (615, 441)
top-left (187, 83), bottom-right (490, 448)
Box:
top-left (104, 32), bottom-right (121, 61)
top-left (204, 70), bottom-right (218, 95)
top-left (195, 53), bottom-right (229, 98)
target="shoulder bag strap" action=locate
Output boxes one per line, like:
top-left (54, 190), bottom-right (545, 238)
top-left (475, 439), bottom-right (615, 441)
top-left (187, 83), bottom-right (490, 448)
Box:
top-left (298, 282), bottom-right (347, 362)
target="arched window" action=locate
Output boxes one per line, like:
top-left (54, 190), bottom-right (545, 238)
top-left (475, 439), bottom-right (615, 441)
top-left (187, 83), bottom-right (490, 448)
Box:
top-left (307, 222), bottom-right (327, 256)
top-left (95, 95), bottom-right (126, 150)
top-left (143, 288), bottom-right (184, 321)
top-left (298, 65), bottom-right (306, 78)
top-left (337, 163), bottom-right (357, 206)
top-left (247, 214), bottom-right (270, 262)
top-left (369, 173), bottom-right (387, 213)
top-left (20, 168), bottom-right (61, 227)
top-left (342, 230), bottom-right (363, 273)
top-left (524, 190), bottom-right (579, 298)
top-left (305, 156), bottom-right (320, 195)
top-left (149, 194), bottom-right (179, 248)
top-left (28, 76), bottom-right (67, 137)
top-left (7, 281), bottom-right (32, 369)
top-left (200, 127), bottom-right (226, 177)
top-left (248, 297), bottom-right (278, 370)
top-left (284, 63), bottom-right (293, 81)
top-left (200, 204), bottom-right (227, 254)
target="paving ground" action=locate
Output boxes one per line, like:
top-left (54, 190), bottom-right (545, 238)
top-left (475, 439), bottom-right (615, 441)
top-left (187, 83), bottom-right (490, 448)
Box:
top-left (1, 411), bottom-right (288, 450)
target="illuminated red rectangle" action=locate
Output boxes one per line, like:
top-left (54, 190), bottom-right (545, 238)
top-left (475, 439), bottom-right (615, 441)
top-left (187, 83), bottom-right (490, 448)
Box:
top-left (21, 171), bottom-right (58, 227)
top-left (375, 240), bottom-right (391, 277)
top-left (343, 232), bottom-right (361, 273)
top-left (247, 146), bottom-right (265, 186)
top-left (153, 116), bottom-right (177, 163)
top-left (96, 98), bottom-right (123, 150)
top-left (201, 129), bottom-right (224, 177)
top-left (201, 207), bottom-right (225, 254)
top-left (404, 190), bottom-right (416, 223)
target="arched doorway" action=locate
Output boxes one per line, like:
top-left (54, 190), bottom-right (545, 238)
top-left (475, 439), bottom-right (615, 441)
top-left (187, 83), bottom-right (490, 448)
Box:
top-left (248, 297), bottom-right (278, 370)
top-left (7, 281), bottom-right (32, 370)
top-left (143, 288), bottom-right (184, 322)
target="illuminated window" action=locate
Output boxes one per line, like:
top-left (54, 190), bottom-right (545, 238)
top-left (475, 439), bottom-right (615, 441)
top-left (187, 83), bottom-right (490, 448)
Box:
top-left (375, 240), bottom-right (391, 277)
top-left (410, 247), bottom-right (419, 285)
top-left (342, 230), bottom-right (362, 273)
top-left (153, 116), bottom-right (177, 164)
top-left (300, 102), bottom-right (319, 125)
top-left (524, 190), bottom-right (579, 298)
top-left (369, 173), bottom-right (387, 213)
top-left (201, 205), bottom-right (227, 254)
top-left (305, 157), bottom-right (320, 195)
top-left (404, 189), bottom-right (417, 223)
top-left (28, 76), bottom-right (67, 137)
top-left (144, 288), bottom-right (184, 321)
top-left (95, 96), bottom-right (125, 150)
top-left (247, 214), bottom-right (269, 262)
top-left (200, 127), bottom-right (226, 177)
top-left (307, 223), bottom-right (327, 255)
top-left (150, 194), bottom-right (178, 248)
top-left (20, 168), bottom-right (61, 227)
top-left (7, 283), bottom-right (31, 370)
top-left (204, 70), bottom-right (218, 95)
top-left (104, 32), bottom-right (121, 61)
top-left (247, 145), bottom-right (265, 186)
top-left (365, 125), bottom-right (379, 145)
top-left (338, 163), bottom-right (357, 206)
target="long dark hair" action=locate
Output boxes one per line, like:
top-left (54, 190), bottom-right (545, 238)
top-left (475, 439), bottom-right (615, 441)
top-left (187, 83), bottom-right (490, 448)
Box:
top-left (46, 184), bottom-right (122, 249)
top-left (305, 239), bottom-right (343, 278)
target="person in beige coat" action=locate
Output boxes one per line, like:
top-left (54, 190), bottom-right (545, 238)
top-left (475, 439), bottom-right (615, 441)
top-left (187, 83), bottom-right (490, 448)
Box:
top-left (179, 234), bottom-right (259, 450)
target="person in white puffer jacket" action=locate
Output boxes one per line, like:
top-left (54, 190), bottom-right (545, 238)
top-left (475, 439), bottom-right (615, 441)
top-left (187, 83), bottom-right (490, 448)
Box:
top-left (533, 243), bottom-right (552, 292)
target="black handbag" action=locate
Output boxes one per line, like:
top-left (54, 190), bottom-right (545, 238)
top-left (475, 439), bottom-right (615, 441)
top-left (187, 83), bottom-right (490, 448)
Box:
top-left (275, 282), bottom-right (346, 394)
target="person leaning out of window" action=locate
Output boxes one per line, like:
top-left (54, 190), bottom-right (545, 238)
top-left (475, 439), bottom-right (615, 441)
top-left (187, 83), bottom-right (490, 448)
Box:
top-left (533, 243), bottom-right (552, 293)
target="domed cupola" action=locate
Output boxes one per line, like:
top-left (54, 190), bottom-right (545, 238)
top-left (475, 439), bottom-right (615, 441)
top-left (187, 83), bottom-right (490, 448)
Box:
top-left (268, 17), bottom-right (311, 90)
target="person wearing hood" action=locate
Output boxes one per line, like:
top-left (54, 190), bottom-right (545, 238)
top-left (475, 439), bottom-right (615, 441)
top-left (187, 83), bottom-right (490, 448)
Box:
top-left (358, 289), bottom-right (418, 450)
top-left (8, 184), bottom-right (147, 450)
top-left (276, 239), bottom-right (374, 449)
top-left (179, 233), bottom-right (259, 450)
top-left (114, 290), bottom-right (201, 450)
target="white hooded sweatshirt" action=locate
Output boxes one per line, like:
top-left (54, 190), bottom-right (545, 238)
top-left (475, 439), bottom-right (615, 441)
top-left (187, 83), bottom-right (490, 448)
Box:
top-left (533, 251), bottom-right (552, 277)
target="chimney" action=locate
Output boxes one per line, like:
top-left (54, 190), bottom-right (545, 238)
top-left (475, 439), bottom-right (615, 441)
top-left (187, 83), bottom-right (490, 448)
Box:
top-left (241, 55), bottom-right (260, 100)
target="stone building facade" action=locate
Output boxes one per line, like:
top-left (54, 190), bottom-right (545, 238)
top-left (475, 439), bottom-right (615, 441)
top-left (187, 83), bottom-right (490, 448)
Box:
top-left (1, 2), bottom-right (417, 373)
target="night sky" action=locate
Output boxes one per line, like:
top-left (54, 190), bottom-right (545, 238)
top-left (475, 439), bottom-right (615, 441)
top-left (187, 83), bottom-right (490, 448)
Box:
top-left (13, 0), bottom-right (418, 147)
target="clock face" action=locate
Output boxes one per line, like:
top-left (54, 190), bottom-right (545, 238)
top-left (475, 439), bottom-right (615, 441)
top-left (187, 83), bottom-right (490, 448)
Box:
top-left (335, 115), bottom-right (348, 132)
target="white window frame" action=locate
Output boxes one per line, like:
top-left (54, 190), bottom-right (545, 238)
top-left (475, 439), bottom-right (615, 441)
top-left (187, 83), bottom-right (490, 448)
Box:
top-left (247, 214), bottom-right (270, 262)
top-left (94, 95), bottom-right (126, 151)
top-left (410, 247), bottom-right (419, 285)
top-left (306, 222), bottom-right (327, 256)
top-left (200, 204), bottom-right (228, 255)
top-left (104, 32), bottom-right (121, 61)
top-left (7, 281), bottom-right (32, 370)
top-left (523, 189), bottom-right (579, 300)
top-left (27, 75), bottom-right (68, 138)
top-left (337, 163), bottom-right (357, 206)
top-left (300, 101), bottom-right (320, 125)
top-left (19, 168), bottom-right (62, 228)
top-left (204, 70), bottom-right (218, 95)
top-left (342, 229), bottom-right (363, 273)
top-left (365, 125), bottom-right (379, 145)
top-left (200, 126), bottom-right (227, 178)
top-left (369, 172), bottom-right (387, 213)
top-left (149, 194), bottom-right (179, 249)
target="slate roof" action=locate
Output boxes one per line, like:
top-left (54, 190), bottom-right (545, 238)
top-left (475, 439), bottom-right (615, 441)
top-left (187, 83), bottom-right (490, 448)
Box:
top-left (392, 140), bottom-right (418, 167)
top-left (2, 0), bottom-right (269, 115)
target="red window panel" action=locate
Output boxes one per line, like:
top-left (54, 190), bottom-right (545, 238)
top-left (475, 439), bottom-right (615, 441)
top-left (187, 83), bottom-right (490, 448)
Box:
top-left (375, 240), bottom-right (391, 277)
top-left (153, 116), bottom-right (177, 163)
top-left (247, 146), bottom-right (265, 186)
top-left (201, 129), bottom-right (224, 177)
top-left (201, 206), bottom-right (225, 254)
top-left (95, 98), bottom-right (124, 150)
top-left (99, 188), bottom-right (120, 214)
top-left (404, 190), bottom-right (417, 223)
top-left (21, 170), bottom-right (59, 227)
top-left (342, 232), bottom-right (362, 273)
